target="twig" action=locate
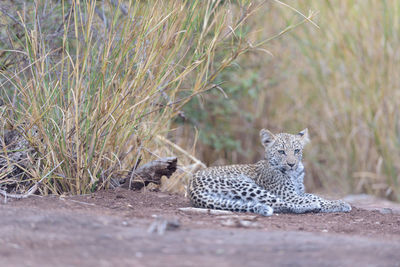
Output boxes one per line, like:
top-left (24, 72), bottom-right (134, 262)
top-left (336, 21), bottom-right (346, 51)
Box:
top-left (273, 0), bottom-right (320, 29)
top-left (178, 207), bottom-right (235, 215)
top-left (254, 10), bottom-right (319, 47)
top-left (61, 198), bottom-right (96, 206)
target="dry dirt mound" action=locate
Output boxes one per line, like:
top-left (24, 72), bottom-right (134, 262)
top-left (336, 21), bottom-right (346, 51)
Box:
top-left (1, 189), bottom-right (400, 267)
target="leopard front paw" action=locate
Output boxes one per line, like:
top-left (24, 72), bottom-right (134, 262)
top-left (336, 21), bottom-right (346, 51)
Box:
top-left (254, 204), bottom-right (274, 216)
top-left (321, 200), bottom-right (351, 213)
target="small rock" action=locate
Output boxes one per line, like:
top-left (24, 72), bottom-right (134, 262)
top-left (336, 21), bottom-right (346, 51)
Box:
top-left (147, 216), bottom-right (180, 235)
top-left (378, 208), bottom-right (393, 215)
top-left (215, 249), bottom-right (225, 255)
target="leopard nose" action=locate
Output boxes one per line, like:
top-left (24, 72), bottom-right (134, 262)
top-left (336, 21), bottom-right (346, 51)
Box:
top-left (287, 162), bottom-right (295, 167)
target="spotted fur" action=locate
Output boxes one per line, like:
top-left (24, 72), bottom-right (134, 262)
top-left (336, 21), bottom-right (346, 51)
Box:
top-left (188, 128), bottom-right (351, 216)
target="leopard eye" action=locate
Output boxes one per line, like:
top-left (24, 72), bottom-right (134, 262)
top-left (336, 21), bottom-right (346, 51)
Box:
top-left (294, 149), bottom-right (300, 154)
top-left (278, 150), bottom-right (285, 155)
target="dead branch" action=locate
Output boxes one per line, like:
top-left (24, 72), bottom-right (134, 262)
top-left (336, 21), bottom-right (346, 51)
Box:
top-left (0, 183), bottom-right (38, 201)
top-left (121, 157), bottom-right (178, 190)
top-left (0, 161), bottom-right (63, 203)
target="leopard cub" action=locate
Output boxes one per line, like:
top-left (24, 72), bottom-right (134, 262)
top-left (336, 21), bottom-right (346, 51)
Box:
top-left (188, 128), bottom-right (351, 216)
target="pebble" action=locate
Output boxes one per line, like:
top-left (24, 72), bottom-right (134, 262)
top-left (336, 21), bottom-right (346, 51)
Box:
top-left (378, 208), bottom-right (393, 215)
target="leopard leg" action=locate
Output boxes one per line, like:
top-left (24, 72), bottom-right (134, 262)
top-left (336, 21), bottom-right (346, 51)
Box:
top-left (191, 193), bottom-right (274, 216)
top-left (266, 184), bottom-right (321, 213)
top-left (303, 193), bottom-right (351, 213)
top-left (277, 194), bottom-right (321, 213)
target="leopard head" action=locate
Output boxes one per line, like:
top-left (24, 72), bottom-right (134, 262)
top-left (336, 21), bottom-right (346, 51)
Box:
top-left (260, 128), bottom-right (310, 173)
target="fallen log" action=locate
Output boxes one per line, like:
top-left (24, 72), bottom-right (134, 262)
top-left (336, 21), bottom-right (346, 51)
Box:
top-left (121, 157), bottom-right (178, 190)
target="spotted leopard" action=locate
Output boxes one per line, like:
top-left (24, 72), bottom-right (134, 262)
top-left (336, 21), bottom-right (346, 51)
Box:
top-left (188, 128), bottom-right (351, 216)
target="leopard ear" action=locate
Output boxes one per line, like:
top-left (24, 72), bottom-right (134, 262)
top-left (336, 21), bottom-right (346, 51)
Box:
top-left (297, 128), bottom-right (310, 145)
top-left (260, 129), bottom-right (276, 148)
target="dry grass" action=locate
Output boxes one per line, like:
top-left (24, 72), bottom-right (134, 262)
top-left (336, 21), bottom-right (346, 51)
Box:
top-left (0, 0), bottom-right (268, 195)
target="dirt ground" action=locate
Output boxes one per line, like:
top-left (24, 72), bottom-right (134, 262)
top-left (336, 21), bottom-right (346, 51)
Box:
top-left (1, 189), bottom-right (400, 267)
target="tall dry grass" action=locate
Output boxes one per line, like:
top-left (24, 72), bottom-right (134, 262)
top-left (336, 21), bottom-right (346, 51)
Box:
top-left (179, 1), bottom-right (400, 201)
top-left (0, 0), bottom-right (266, 195)
top-left (286, 1), bottom-right (400, 200)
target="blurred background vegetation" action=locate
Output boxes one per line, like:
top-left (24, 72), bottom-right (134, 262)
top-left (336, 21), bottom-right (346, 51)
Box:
top-left (1, 1), bottom-right (399, 201)
top-left (174, 0), bottom-right (400, 201)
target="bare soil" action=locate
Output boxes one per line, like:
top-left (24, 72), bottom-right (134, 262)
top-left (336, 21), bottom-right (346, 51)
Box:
top-left (1, 189), bottom-right (400, 267)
